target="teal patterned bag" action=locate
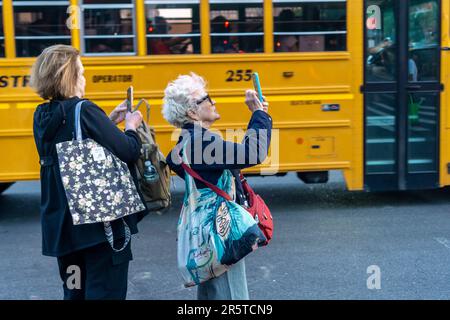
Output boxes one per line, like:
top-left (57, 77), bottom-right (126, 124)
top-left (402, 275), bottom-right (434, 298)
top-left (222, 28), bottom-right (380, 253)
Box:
top-left (177, 144), bottom-right (266, 287)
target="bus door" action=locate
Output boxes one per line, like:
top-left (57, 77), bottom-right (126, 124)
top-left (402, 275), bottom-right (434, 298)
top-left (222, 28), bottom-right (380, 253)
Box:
top-left (363, 0), bottom-right (442, 191)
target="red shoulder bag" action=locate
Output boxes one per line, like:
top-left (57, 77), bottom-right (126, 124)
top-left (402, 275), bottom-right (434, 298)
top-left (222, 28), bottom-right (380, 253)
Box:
top-left (239, 174), bottom-right (273, 245)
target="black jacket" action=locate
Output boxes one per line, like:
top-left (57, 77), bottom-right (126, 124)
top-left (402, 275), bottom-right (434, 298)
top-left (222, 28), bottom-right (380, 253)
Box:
top-left (166, 110), bottom-right (272, 205)
top-left (33, 96), bottom-right (148, 257)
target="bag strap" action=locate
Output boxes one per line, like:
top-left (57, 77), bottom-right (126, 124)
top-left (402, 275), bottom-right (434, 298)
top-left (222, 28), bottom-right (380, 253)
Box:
top-left (239, 173), bottom-right (249, 192)
top-left (177, 142), bottom-right (232, 201)
top-left (74, 100), bottom-right (85, 141)
top-left (133, 98), bottom-right (150, 124)
top-left (180, 162), bottom-right (232, 201)
top-left (239, 173), bottom-right (254, 206)
top-left (104, 220), bottom-right (131, 253)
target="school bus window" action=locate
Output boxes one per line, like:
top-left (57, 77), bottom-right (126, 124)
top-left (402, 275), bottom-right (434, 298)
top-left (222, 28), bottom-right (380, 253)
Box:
top-left (82, 0), bottom-right (135, 55)
top-left (13, 0), bottom-right (71, 57)
top-left (84, 0), bottom-right (132, 3)
top-left (210, 0), bottom-right (264, 54)
top-left (365, 1), bottom-right (395, 82)
top-left (408, 1), bottom-right (439, 82)
top-left (0, 3), bottom-right (4, 58)
top-left (145, 0), bottom-right (200, 55)
top-left (273, 0), bottom-right (347, 52)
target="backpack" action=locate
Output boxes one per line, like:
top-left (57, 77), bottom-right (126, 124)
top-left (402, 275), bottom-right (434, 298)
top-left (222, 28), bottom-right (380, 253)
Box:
top-left (133, 99), bottom-right (171, 213)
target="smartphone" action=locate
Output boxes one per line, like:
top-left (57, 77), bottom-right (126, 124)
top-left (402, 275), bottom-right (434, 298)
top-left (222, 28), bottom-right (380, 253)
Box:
top-left (126, 86), bottom-right (133, 112)
top-left (252, 72), bottom-right (264, 102)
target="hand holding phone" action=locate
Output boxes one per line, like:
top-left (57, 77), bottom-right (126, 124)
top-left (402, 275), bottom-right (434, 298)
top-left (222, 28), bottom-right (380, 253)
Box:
top-left (252, 72), bottom-right (264, 102)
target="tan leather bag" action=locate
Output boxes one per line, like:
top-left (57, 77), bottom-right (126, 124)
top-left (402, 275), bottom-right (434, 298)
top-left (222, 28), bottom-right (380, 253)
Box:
top-left (133, 99), bottom-right (171, 213)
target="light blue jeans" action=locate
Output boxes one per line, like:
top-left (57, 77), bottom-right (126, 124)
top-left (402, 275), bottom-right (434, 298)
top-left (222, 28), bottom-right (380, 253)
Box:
top-left (197, 259), bottom-right (249, 300)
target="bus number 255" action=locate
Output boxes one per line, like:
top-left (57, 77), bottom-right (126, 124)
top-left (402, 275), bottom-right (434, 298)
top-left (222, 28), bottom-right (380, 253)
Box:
top-left (226, 69), bottom-right (253, 82)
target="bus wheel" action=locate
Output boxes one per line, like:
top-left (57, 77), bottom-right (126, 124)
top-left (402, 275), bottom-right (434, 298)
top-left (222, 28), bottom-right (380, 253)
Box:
top-left (297, 171), bottom-right (329, 184)
top-left (0, 183), bottom-right (14, 194)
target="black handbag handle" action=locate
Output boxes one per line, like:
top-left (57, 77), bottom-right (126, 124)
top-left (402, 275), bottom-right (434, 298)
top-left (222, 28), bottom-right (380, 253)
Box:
top-left (104, 220), bottom-right (131, 253)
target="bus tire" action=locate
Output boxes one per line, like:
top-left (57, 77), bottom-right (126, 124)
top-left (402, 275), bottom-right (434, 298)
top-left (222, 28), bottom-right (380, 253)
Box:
top-left (0, 183), bottom-right (14, 194)
top-left (297, 171), bottom-right (329, 184)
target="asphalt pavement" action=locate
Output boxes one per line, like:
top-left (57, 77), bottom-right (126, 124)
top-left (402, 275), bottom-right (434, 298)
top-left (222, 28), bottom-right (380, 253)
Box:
top-left (1, 172), bottom-right (450, 300)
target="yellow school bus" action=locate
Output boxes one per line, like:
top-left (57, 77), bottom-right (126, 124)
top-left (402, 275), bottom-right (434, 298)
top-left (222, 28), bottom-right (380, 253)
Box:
top-left (0, 0), bottom-right (449, 192)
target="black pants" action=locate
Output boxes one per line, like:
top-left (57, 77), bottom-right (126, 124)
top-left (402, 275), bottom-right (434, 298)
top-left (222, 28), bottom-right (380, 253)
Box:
top-left (57, 240), bottom-right (132, 300)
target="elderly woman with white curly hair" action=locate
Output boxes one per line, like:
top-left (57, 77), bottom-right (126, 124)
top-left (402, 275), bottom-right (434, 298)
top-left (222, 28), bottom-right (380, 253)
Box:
top-left (163, 72), bottom-right (272, 300)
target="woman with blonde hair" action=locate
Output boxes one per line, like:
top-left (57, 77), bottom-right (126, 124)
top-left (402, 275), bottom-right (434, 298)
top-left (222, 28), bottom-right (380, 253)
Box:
top-left (31, 44), bottom-right (147, 300)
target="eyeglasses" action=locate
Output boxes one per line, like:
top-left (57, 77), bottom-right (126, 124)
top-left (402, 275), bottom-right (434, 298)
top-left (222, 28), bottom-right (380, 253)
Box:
top-left (195, 94), bottom-right (214, 106)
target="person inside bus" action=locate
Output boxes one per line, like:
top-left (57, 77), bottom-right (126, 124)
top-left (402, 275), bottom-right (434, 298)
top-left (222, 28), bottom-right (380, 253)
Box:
top-left (148, 16), bottom-right (193, 54)
top-left (275, 9), bottom-right (299, 52)
top-left (91, 41), bottom-right (115, 54)
top-left (211, 15), bottom-right (239, 53)
top-left (30, 44), bottom-right (148, 300)
top-left (148, 16), bottom-right (172, 54)
top-left (409, 54), bottom-right (419, 82)
top-left (162, 73), bottom-right (271, 300)
top-left (367, 37), bottom-right (395, 81)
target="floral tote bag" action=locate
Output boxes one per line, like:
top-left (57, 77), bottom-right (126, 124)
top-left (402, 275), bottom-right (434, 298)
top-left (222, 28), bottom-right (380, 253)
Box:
top-left (56, 100), bottom-right (146, 251)
top-left (177, 143), bottom-right (266, 287)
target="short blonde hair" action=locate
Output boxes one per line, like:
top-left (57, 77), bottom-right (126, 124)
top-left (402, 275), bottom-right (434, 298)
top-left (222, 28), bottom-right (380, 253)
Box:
top-left (30, 44), bottom-right (80, 100)
top-left (162, 72), bottom-right (207, 128)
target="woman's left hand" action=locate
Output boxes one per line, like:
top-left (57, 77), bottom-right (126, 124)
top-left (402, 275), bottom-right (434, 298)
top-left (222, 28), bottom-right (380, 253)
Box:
top-left (109, 100), bottom-right (128, 124)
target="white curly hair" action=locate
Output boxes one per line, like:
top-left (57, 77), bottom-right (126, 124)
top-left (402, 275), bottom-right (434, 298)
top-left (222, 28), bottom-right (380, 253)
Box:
top-left (162, 72), bottom-right (207, 128)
